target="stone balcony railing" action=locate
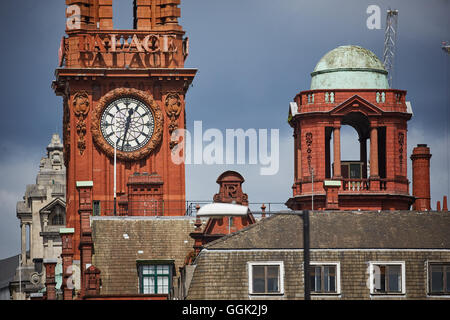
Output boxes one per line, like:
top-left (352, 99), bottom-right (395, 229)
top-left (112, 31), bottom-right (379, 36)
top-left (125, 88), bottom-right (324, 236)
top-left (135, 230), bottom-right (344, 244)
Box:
top-left (295, 89), bottom-right (407, 113)
top-left (293, 177), bottom-right (399, 195)
top-left (341, 179), bottom-right (387, 192)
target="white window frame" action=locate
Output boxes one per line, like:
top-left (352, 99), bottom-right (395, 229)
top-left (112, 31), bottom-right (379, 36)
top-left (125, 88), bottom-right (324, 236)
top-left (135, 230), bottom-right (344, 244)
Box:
top-left (369, 261), bottom-right (406, 296)
top-left (426, 261), bottom-right (450, 297)
top-left (310, 262), bottom-right (341, 295)
top-left (248, 261), bottom-right (285, 295)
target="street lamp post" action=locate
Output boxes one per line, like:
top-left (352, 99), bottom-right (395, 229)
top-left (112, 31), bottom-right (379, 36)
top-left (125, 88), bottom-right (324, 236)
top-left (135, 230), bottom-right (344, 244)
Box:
top-left (310, 167), bottom-right (315, 211)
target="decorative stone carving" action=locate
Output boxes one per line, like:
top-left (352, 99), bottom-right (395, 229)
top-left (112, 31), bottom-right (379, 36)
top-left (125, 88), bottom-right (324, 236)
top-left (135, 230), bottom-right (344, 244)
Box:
top-left (165, 93), bottom-right (182, 149)
top-left (165, 93), bottom-right (182, 134)
top-left (213, 171), bottom-right (249, 205)
top-left (72, 92), bottom-right (90, 156)
top-left (91, 88), bottom-right (164, 161)
top-left (306, 132), bottom-right (313, 170)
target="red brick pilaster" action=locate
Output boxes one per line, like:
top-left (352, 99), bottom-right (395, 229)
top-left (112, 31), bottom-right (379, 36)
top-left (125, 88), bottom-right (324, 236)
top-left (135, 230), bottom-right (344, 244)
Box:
top-left (60, 229), bottom-right (75, 300)
top-left (84, 265), bottom-right (101, 297)
top-left (370, 126), bottom-right (379, 178)
top-left (76, 181), bottom-right (94, 298)
top-left (190, 212), bottom-right (204, 257)
top-left (295, 127), bottom-right (302, 182)
top-left (66, 0), bottom-right (99, 30)
top-left (44, 259), bottom-right (57, 300)
top-left (98, 0), bottom-right (113, 29)
top-left (324, 181), bottom-right (341, 210)
top-left (333, 126), bottom-right (341, 178)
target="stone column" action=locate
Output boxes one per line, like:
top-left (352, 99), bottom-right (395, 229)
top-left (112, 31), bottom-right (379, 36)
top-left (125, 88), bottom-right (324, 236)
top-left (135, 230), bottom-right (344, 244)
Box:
top-left (370, 127), bottom-right (379, 178)
top-left (333, 126), bottom-right (341, 178)
top-left (29, 223), bottom-right (33, 264)
top-left (360, 137), bottom-right (367, 179)
top-left (21, 223), bottom-right (26, 264)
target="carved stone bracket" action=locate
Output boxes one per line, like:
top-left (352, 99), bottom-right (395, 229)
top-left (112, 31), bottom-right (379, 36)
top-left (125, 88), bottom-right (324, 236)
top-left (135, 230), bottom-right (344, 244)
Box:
top-left (72, 92), bottom-right (90, 156)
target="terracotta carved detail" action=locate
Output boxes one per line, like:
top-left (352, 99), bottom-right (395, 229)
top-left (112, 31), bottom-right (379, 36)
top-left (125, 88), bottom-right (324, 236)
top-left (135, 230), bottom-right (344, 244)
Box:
top-left (91, 88), bottom-right (164, 161)
top-left (165, 92), bottom-right (183, 149)
top-left (72, 91), bottom-right (90, 156)
top-left (165, 93), bottom-right (182, 134)
top-left (213, 171), bottom-right (249, 205)
top-left (306, 132), bottom-right (313, 170)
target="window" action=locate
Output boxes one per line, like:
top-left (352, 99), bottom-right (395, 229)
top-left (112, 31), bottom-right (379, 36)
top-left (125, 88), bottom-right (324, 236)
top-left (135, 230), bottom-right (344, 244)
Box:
top-left (93, 201), bottom-right (101, 216)
top-left (369, 262), bottom-right (405, 295)
top-left (310, 263), bottom-right (340, 294)
top-left (429, 263), bottom-right (450, 295)
top-left (248, 262), bottom-right (284, 295)
top-left (139, 264), bottom-right (172, 295)
top-left (50, 206), bottom-right (65, 225)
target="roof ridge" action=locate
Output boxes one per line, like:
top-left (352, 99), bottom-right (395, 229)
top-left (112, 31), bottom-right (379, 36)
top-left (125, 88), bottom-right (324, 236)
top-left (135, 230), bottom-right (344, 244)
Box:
top-left (204, 214), bottom-right (282, 249)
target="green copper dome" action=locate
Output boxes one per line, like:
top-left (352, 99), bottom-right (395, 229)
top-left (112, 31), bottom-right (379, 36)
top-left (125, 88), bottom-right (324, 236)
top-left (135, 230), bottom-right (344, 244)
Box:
top-left (310, 45), bottom-right (389, 90)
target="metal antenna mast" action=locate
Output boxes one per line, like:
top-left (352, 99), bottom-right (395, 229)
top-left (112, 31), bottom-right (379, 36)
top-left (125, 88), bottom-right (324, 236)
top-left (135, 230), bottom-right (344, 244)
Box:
top-left (383, 9), bottom-right (399, 88)
top-left (443, 41), bottom-right (450, 55)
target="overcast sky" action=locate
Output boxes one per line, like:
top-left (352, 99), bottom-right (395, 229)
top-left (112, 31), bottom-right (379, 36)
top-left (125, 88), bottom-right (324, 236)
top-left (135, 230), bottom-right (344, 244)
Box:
top-left (0, 0), bottom-right (448, 259)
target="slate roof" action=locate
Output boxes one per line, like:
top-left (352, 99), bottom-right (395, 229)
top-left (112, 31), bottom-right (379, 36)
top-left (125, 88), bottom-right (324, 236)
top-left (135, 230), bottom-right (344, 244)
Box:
top-left (91, 217), bottom-right (199, 295)
top-left (206, 211), bottom-right (450, 250)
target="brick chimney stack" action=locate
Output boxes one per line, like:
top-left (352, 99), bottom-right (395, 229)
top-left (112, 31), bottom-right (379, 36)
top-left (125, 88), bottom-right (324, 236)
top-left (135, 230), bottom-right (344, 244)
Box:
top-left (411, 144), bottom-right (432, 211)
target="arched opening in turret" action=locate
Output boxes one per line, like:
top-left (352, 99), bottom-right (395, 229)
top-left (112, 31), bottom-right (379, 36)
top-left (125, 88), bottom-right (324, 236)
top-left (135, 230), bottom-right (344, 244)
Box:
top-left (339, 112), bottom-right (370, 180)
top-left (325, 112), bottom-right (386, 182)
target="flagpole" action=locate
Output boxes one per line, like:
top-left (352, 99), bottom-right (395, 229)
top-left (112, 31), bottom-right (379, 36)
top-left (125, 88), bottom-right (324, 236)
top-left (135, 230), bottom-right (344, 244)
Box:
top-left (113, 113), bottom-right (117, 216)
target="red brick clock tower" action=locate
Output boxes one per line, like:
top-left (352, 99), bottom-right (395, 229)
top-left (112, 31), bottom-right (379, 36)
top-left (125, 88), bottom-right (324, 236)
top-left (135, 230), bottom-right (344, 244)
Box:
top-left (53, 0), bottom-right (196, 269)
top-left (287, 46), bottom-right (414, 211)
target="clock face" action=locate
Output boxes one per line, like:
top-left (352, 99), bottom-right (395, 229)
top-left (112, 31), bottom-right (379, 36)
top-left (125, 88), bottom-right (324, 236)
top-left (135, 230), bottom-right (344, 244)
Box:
top-left (100, 97), bottom-right (155, 152)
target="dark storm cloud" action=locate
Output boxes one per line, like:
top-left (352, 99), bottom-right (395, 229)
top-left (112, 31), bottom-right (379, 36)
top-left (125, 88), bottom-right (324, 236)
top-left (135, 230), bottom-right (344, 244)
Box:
top-left (0, 0), bottom-right (448, 259)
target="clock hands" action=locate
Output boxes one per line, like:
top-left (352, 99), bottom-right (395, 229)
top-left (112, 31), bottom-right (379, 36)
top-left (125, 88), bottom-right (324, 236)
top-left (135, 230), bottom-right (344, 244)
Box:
top-left (121, 108), bottom-right (135, 151)
top-left (102, 98), bottom-right (152, 153)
